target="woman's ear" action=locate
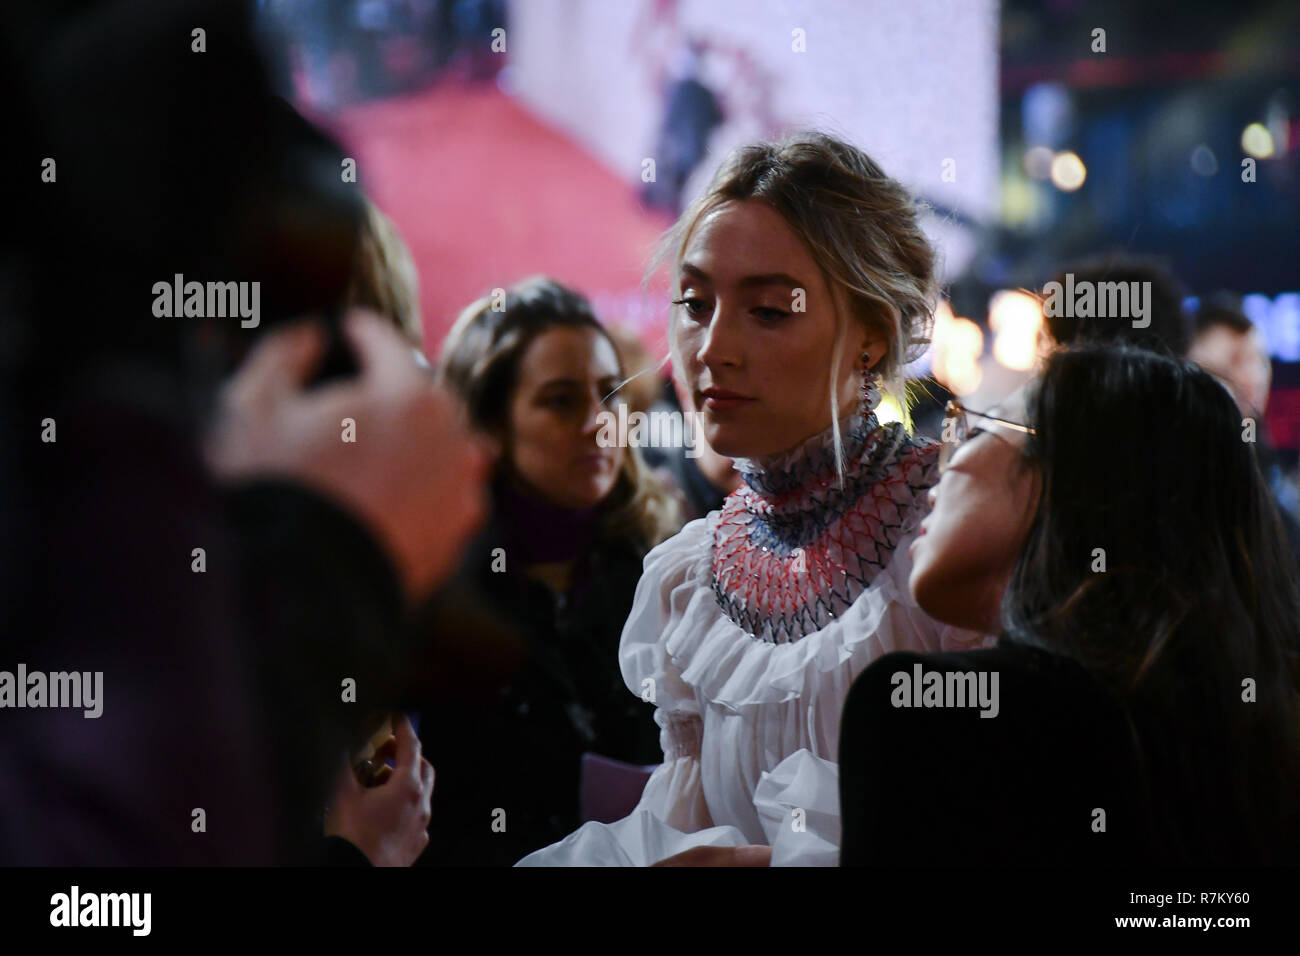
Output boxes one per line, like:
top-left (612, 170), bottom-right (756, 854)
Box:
top-left (859, 327), bottom-right (890, 370)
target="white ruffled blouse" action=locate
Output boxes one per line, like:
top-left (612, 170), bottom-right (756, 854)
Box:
top-left (516, 411), bottom-right (990, 866)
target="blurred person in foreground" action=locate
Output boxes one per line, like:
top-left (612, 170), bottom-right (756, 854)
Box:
top-left (1, 0), bottom-right (485, 865)
top-left (419, 277), bottom-right (678, 864)
top-left (842, 344), bottom-right (1300, 865)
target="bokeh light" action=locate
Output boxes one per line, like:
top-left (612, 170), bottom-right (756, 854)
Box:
top-left (988, 290), bottom-right (1043, 372)
top-left (1049, 150), bottom-right (1086, 191)
top-left (1242, 122), bottom-right (1275, 159)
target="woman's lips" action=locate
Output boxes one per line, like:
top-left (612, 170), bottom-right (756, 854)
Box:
top-left (698, 388), bottom-right (757, 411)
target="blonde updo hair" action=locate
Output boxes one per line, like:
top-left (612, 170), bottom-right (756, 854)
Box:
top-left (654, 131), bottom-right (938, 473)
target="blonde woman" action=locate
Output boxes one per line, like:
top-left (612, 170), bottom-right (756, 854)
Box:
top-left (517, 133), bottom-right (989, 867)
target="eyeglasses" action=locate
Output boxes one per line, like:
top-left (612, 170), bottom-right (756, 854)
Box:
top-left (938, 399), bottom-right (1037, 473)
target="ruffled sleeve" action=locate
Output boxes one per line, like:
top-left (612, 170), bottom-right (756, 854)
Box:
top-left (754, 749), bottom-right (841, 866)
top-left (619, 518), bottom-right (715, 833)
top-left (515, 519), bottom-right (746, 866)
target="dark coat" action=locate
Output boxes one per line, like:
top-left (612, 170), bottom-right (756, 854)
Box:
top-left (414, 518), bottom-right (660, 866)
top-left (839, 641), bottom-right (1154, 866)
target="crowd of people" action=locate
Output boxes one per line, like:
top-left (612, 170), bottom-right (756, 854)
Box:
top-left (5, 1), bottom-right (1299, 868)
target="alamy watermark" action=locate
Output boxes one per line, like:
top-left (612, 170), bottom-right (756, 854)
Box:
top-left (152, 273), bottom-right (260, 328)
top-left (596, 404), bottom-right (702, 458)
top-left (50, 886), bottom-right (150, 936)
top-left (0, 664), bottom-right (103, 718)
top-left (1041, 273), bottom-right (1151, 329)
top-left (890, 662), bottom-right (999, 718)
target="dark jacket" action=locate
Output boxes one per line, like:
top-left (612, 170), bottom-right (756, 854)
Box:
top-left (839, 641), bottom-right (1155, 866)
top-left (0, 385), bottom-right (408, 865)
top-left (414, 517), bottom-right (660, 866)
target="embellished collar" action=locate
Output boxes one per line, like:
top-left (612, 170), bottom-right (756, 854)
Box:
top-left (729, 410), bottom-right (885, 542)
top-left (730, 410), bottom-right (880, 497)
top-left (712, 411), bottom-right (938, 644)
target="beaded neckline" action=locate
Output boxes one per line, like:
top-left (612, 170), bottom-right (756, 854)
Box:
top-left (730, 410), bottom-right (878, 495)
top-left (711, 411), bottom-right (937, 644)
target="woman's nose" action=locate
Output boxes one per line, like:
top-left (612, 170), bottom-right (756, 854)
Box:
top-left (581, 391), bottom-right (610, 436)
top-left (697, 306), bottom-right (743, 368)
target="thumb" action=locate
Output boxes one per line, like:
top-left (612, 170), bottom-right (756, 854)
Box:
top-left (391, 713), bottom-right (420, 770)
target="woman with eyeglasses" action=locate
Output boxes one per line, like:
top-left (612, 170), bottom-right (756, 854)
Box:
top-left (839, 343), bottom-right (1300, 865)
top-left (516, 132), bottom-right (988, 867)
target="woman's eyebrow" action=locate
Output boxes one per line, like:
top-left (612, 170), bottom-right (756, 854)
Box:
top-left (737, 272), bottom-right (805, 290)
top-left (535, 377), bottom-right (583, 391)
top-left (678, 264), bottom-right (806, 291)
top-left (538, 375), bottom-right (623, 390)
top-left (679, 262), bottom-right (710, 283)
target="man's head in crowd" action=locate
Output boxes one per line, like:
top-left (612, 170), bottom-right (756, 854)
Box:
top-left (1187, 292), bottom-right (1272, 417)
top-left (1040, 254), bottom-right (1190, 357)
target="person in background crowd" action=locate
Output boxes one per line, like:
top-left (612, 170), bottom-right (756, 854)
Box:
top-left (842, 344), bottom-right (1300, 865)
top-left (1036, 255), bottom-right (1300, 560)
top-left (1187, 291), bottom-right (1300, 557)
top-left (1188, 292), bottom-right (1272, 416)
top-left (1039, 253), bottom-right (1190, 356)
top-left (419, 277), bottom-right (679, 864)
top-left (346, 197), bottom-right (426, 354)
top-left (641, 40), bottom-right (724, 215)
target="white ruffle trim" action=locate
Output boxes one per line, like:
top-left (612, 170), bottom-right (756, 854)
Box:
top-left (514, 810), bottom-right (748, 867)
top-left (512, 749), bottom-right (842, 866)
top-left (622, 515), bottom-right (986, 716)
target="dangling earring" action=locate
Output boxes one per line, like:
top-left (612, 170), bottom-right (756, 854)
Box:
top-left (860, 351), bottom-right (882, 417)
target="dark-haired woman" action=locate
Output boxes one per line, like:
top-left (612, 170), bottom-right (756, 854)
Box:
top-left (416, 277), bottom-right (679, 865)
top-left (841, 343), bottom-right (1300, 865)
